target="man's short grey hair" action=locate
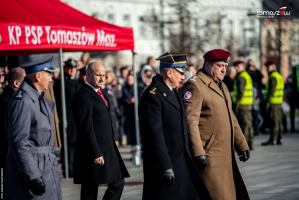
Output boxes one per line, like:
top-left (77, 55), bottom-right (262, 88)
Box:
top-left (159, 66), bottom-right (173, 75)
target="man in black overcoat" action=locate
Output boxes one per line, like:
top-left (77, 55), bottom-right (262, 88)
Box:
top-left (54, 59), bottom-right (77, 177)
top-left (72, 62), bottom-right (130, 200)
top-left (0, 67), bottom-right (25, 200)
top-left (138, 52), bottom-right (212, 200)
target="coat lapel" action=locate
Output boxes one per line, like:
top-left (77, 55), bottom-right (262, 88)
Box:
top-left (152, 75), bottom-right (181, 111)
top-left (197, 70), bottom-right (225, 99)
top-left (208, 81), bottom-right (225, 99)
top-left (165, 91), bottom-right (181, 111)
top-left (84, 84), bottom-right (109, 110)
top-left (39, 97), bottom-right (49, 118)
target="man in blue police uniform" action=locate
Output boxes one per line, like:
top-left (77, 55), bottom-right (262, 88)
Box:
top-left (5, 55), bottom-right (62, 200)
top-left (138, 52), bottom-right (212, 200)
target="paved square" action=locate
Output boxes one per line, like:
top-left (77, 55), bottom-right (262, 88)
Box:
top-left (61, 133), bottom-right (299, 200)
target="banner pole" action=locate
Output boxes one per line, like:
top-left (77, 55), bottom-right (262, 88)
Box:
top-left (59, 48), bottom-right (69, 181)
top-left (132, 52), bottom-right (142, 167)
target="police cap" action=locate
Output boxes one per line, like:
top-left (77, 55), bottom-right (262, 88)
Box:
top-left (203, 49), bottom-right (230, 63)
top-left (64, 59), bottom-right (77, 68)
top-left (21, 54), bottom-right (57, 74)
top-left (156, 52), bottom-right (187, 74)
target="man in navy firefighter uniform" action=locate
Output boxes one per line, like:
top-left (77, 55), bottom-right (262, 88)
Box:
top-left (138, 52), bottom-right (212, 200)
top-left (5, 55), bottom-right (62, 200)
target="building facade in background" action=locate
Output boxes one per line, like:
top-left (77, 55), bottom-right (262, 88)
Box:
top-left (61, 0), bottom-right (262, 73)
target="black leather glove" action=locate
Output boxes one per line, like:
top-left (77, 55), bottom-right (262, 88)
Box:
top-left (162, 168), bottom-right (175, 186)
top-left (193, 155), bottom-right (208, 170)
top-left (27, 177), bottom-right (46, 196)
top-left (239, 149), bottom-right (250, 162)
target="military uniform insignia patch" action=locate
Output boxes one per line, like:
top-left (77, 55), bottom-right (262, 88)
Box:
top-left (150, 87), bottom-right (156, 95)
top-left (163, 93), bottom-right (166, 96)
top-left (16, 90), bottom-right (23, 99)
top-left (183, 91), bottom-right (192, 100)
top-left (190, 76), bottom-right (196, 82)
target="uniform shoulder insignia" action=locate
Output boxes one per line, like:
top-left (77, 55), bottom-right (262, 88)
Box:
top-left (189, 75), bottom-right (197, 82)
top-left (15, 90), bottom-right (23, 99)
top-left (149, 87), bottom-right (156, 95)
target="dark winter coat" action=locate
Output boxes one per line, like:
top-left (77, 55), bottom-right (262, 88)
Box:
top-left (121, 84), bottom-right (135, 117)
top-left (54, 75), bottom-right (77, 144)
top-left (102, 86), bottom-right (120, 140)
top-left (72, 83), bottom-right (130, 184)
top-left (138, 74), bottom-right (212, 200)
top-left (0, 86), bottom-right (15, 167)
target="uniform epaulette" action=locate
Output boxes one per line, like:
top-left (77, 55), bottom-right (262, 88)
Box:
top-left (149, 87), bottom-right (156, 95)
top-left (15, 90), bottom-right (23, 99)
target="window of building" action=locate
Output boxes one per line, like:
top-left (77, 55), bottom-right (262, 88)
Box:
top-left (240, 20), bottom-right (244, 47)
top-left (123, 15), bottom-right (130, 27)
top-left (107, 14), bottom-right (115, 24)
top-left (250, 19), bottom-right (255, 35)
top-left (217, 21), bottom-right (222, 44)
top-left (276, 29), bottom-right (280, 49)
top-left (139, 17), bottom-right (146, 38)
top-left (205, 20), bottom-right (210, 39)
top-left (228, 20), bottom-right (233, 39)
top-left (267, 29), bottom-right (272, 50)
top-left (152, 16), bottom-right (159, 39)
top-left (92, 12), bottom-right (99, 19)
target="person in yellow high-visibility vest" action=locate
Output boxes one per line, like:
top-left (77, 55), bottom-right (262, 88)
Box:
top-left (262, 61), bottom-right (284, 145)
top-left (232, 60), bottom-right (254, 150)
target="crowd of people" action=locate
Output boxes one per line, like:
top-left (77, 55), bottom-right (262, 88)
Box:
top-left (0, 50), bottom-right (299, 200)
top-left (222, 59), bottom-right (299, 149)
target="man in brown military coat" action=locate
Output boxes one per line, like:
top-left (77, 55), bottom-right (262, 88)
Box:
top-left (180, 49), bottom-right (251, 200)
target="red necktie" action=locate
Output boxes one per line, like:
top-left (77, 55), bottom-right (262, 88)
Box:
top-left (97, 89), bottom-right (108, 107)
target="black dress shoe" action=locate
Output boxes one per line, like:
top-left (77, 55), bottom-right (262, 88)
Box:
top-left (248, 144), bottom-right (254, 150)
top-left (261, 140), bottom-right (275, 145)
top-left (276, 139), bottom-right (283, 145)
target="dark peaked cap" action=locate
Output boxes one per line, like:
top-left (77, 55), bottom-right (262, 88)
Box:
top-left (21, 54), bottom-right (57, 74)
top-left (156, 52), bottom-right (187, 64)
top-left (156, 52), bottom-right (187, 73)
top-left (64, 58), bottom-right (77, 68)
